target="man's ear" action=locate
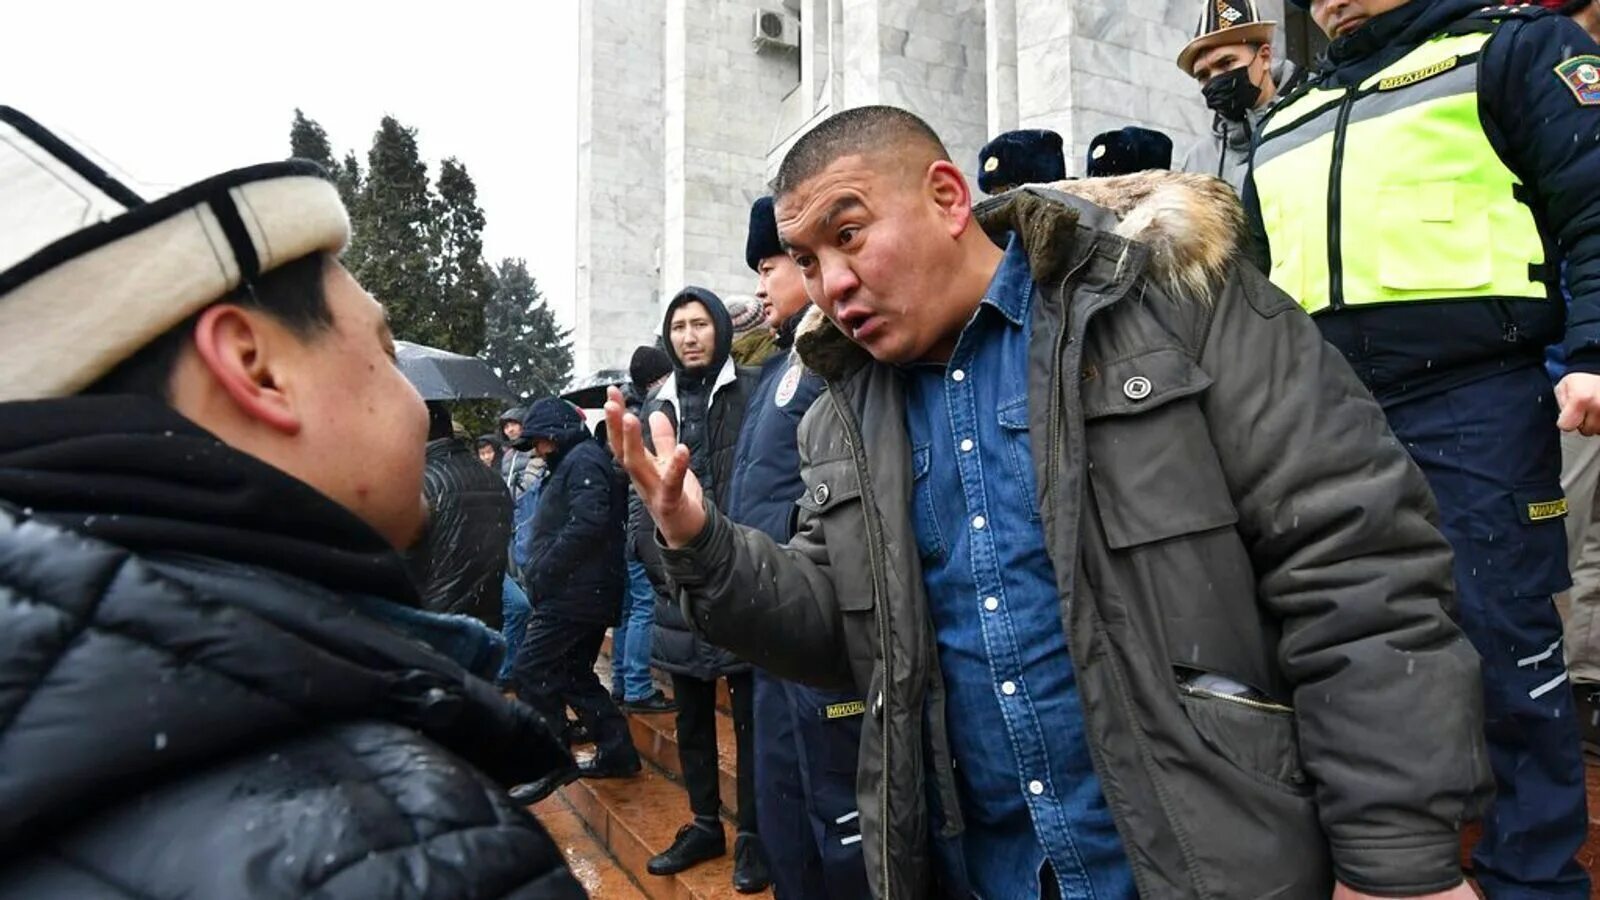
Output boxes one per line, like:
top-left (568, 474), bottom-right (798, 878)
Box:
top-left (190, 304), bottom-right (303, 435)
top-left (925, 159), bottom-right (975, 238)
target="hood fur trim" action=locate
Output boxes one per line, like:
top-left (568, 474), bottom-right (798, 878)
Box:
top-left (797, 171), bottom-right (1243, 382)
top-left (1036, 170), bottom-right (1241, 302)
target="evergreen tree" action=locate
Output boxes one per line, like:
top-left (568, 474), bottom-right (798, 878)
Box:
top-left (334, 151), bottom-right (363, 213)
top-left (288, 109), bottom-right (338, 173)
top-left (346, 116), bottom-right (442, 347)
top-left (484, 258), bottom-right (572, 400)
top-left (433, 158), bottom-right (489, 355)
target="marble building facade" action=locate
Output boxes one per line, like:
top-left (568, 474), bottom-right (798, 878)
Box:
top-left (573, 0), bottom-right (1289, 373)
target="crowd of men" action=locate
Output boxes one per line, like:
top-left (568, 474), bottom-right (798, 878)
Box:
top-left (2, 0), bottom-right (1600, 898)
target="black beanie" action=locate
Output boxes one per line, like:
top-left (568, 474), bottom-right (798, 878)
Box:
top-left (629, 345), bottom-right (673, 393)
top-left (745, 196), bottom-right (783, 271)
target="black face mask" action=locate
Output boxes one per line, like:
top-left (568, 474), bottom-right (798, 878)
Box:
top-left (1203, 63), bottom-right (1263, 122)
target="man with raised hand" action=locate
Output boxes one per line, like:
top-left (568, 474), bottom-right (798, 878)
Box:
top-left (608, 104), bottom-right (1488, 899)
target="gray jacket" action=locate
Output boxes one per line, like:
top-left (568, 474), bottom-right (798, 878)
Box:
top-left (1178, 58), bottom-right (1301, 195)
top-left (661, 174), bottom-right (1491, 899)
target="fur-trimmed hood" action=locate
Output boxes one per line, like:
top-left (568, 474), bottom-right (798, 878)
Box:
top-left (796, 170), bottom-right (1244, 382)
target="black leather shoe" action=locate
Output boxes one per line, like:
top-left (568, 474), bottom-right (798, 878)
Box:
top-left (732, 832), bottom-right (772, 894)
top-left (621, 690), bottom-right (677, 714)
top-left (577, 751), bottom-right (641, 780)
top-left (647, 822), bottom-right (725, 876)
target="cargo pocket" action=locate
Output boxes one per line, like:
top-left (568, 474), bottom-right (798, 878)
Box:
top-left (797, 456), bottom-right (875, 614)
top-left (1177, 677), bottom-right (1309, 795)
top-left (1507, 483), bottom-right (1571, 599)
top-left (1083, 347), bottom-right (1238, 549)
top-left (1377, 182), bottom-right (1492, 292)
top-left (811, 696), bottom-right (866, 776)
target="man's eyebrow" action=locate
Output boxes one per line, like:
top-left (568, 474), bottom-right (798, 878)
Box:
top-left (780, 196), bottom-right (865, 252)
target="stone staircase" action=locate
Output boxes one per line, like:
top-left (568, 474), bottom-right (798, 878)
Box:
top-left (527, 635), bottom-right (768, 900)
top-left (528, 640), bottom-right (1600, 899)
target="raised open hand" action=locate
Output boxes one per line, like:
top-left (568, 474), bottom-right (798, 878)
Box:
top-left (603, 386), bottom-right (707, 548)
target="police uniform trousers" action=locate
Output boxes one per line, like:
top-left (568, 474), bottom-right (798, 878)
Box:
top-left (752, 668), bottom-right (871, 900)
top-left (1384, 365), bottom-right (1589, 898)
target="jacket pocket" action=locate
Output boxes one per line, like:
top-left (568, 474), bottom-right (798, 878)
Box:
top-left (1377, 182), bottom-right (1492, 292)
top-left (998, 397), bottom-right (1040, 523)
top-left (1177, 678), bottom-right (1310, 795)
top-left (1083, 347), bottom-right (1238, 548)
top-left (797, 456), bottom-right (875, 613)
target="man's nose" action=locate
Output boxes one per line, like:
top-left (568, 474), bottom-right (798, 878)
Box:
top-left (819, 253), bottom-right (859, 307)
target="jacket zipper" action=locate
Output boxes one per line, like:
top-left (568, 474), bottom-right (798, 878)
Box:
top-left (1178, 683), bottom-right (1295, 715)
top-left (827, 387), bottom-right (894, 900)
top-left (1327, 89), bottom-right (1356, 311)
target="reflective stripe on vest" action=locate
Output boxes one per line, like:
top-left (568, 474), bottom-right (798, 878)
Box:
top-left (1253, 30), bottom-right (1546, 316)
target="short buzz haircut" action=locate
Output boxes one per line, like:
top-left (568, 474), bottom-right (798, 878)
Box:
top-left (772, 105), bottom-right (951, 199)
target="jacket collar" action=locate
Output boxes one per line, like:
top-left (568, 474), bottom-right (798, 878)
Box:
top-left (0, 394), bottom-right (421, 605)
top-left (654, 356), bottom-right (739, 410)
top-left (797, 171), bottom-right (1243, 383)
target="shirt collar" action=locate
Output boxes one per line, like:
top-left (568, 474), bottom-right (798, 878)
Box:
top-left (980, 232), bottom-right (1034, 327)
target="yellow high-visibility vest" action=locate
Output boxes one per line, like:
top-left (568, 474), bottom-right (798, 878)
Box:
top-left (1252, 29), bottom-right (1547, 315)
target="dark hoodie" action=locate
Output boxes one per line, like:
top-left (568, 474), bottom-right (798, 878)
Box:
top-left (1246, 0), bottom-right (1600, 405)
top-left (638, 287), bottom-right (760, 679)
top-left (521, 398), bottom-right (626, 626)
top-left (655, 286), bottom-right (736, 499)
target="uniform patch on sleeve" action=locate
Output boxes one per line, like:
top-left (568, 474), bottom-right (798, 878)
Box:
top-left (1555, 55), bottom-right (1600, 107)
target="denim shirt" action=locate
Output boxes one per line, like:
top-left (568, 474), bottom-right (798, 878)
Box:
top-left (904, 235), bottom-right (1134, 900)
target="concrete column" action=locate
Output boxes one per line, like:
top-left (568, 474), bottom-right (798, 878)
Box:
top-left (985, 0), bottom-right (1018, 135)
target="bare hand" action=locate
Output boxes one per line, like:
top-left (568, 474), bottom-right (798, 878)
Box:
top-left (603, 386), bottom-right (707, 548)
top-left (1556, 372), bottom-right (1600, 435)
top-left (1333, 882), bottom-right (1477, 900)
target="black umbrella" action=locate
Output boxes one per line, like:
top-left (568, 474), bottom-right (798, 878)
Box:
top-left (560, 368), bottom-right (629, 409)
top-left (394, 341), bottom-right (516, 401)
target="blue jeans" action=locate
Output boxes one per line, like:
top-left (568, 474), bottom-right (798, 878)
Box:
top-left (498, 574), bottom-right (531, 685)
top-left (611, 558), bottom-right (656, 702)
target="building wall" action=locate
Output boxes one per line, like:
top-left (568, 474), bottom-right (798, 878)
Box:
top-left (574, 0), bottom-right (666, 372)
top-left (573, 0), bottom-right (1286, 372)
top-left (663, 0), bottom-right (801, 317)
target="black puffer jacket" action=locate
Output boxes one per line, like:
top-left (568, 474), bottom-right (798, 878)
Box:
top-left (410, 436), bottom-right (513, 628)
top-left (637, 288), bottom-right (759, 679)
top-left (523, 404), bottom-right (627, 627)
top-left (0, 396), bottom-right (583, 899)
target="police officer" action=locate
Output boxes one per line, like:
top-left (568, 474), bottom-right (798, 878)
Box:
top-left (1085, 126), bottom-right (1174, 177)
top-left (724, 197), bottom-right (871, 900)
top-left (975, 128), bottom-right (1066, 195)
top-left (1244, 0), bottom-right (1600, 896)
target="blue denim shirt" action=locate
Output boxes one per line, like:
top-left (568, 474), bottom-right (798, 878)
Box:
top-left (904, 235), bottom-right (1135, 900)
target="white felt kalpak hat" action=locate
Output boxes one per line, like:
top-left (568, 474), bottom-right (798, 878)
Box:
top-left (0, 107), bottom-right (349, 402)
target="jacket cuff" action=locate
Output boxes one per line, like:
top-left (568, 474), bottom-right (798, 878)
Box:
top-left (658, 500), bottom-right (724, 586)
top-left (1330, 836), bottom-right (1467, 897)
top-left (1560, 347), bottom-right (1600, 377)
